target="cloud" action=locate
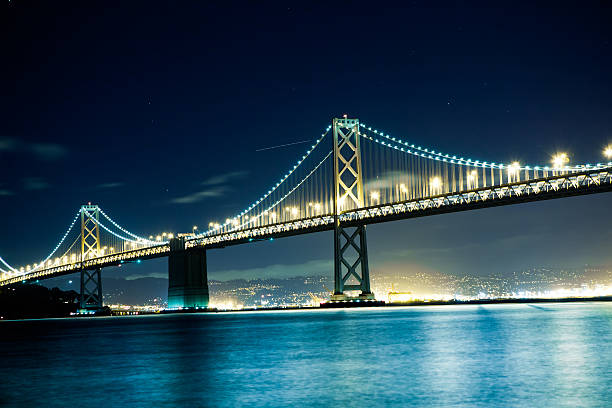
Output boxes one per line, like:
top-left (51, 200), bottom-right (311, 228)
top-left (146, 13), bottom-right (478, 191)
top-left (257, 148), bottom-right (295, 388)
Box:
top-left (0, 189), bottom-right (14, 196)
top-left (170, 171), bottom-right (248, 204)
top-left (202, 171), bottom-right (248, 186)
top-left (170, 186), bottom-right (230, 204)
top-left (30, 143), bottom-right (68, 160)
top-left (0, 138), bottom-right (18, 151)
top-left (0, 138), bottom-right (68, 161)
top-left (23, 177), bottom-right (51, 190)
top-left (97, 182), bottom-right (125, 189)
top-left (124, 272), bottom-right (167, 280)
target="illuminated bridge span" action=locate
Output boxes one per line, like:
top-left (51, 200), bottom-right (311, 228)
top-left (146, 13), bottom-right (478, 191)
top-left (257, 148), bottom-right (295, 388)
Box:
top-left (2, 118), bottom-right (612, 310)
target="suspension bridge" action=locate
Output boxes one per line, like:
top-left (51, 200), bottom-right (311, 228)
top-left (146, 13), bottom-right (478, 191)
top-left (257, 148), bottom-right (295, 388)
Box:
top-left (2, 118), bottom-right (612, 310)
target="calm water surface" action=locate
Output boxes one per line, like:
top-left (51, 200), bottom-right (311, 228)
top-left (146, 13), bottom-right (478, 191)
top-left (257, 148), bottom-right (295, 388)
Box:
top-left (1, 303), bottom-right (611, 407)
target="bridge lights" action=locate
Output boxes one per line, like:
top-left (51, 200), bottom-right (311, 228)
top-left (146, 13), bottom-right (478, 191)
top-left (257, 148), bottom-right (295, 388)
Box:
top-left (604, 145), bottom-right (612, 159)
top-left (370, 191), bottom-right (380, 204)
top-left (552, 153), bottom-right (569, 169)
top-left (430, 176), bottom-right (442, 193)
top-left (291, 207), bottom-right (299, 217)
top-left (314, 203), bottom-right (321, 213)
top-left (507, 162), bottom-right (520, 183)
top-left (467, 170), bottom-right (478, 189)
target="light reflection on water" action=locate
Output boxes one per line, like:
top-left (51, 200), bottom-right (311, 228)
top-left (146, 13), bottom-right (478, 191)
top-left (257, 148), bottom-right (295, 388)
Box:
top-left (1, 303), bottom-right (611, 407)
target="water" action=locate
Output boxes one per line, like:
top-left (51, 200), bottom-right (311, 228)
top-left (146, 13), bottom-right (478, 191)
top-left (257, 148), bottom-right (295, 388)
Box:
top-left (1, 303), bottom-right (611, 407)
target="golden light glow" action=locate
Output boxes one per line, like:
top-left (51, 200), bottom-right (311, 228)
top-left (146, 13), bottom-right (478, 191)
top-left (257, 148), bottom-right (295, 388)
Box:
top-left (552, 153), bottom-right (569, 169)
top-left (430, 176), bottom-right (442, 191)
top-left (508, 162), bottom-right (520, 175)
top-left (370, 191), bottom-right (380, 202)
top-left (604, 145), bottom-right (612, 159)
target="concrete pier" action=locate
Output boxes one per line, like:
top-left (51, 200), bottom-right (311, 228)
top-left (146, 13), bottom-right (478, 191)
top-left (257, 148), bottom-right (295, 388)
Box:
top-left (168, 238), bottom-right (209, 309)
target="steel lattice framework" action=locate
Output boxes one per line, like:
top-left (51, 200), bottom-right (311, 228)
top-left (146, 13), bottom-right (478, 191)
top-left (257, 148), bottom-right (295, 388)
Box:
top-left (80, 205), bottom-right (102, 309)
top-left (332, 118), bottom-right (372, 299)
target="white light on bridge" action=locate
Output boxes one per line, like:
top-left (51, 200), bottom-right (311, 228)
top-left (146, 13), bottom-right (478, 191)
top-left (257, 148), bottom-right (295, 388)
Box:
top-left (604, 145), bottom-right (612, 159)
top-left (552, 153), bottom-right (569, 169)
top-left (370, 191), bottom-right (380, 203)
top-left (430, 176), bottom-right (442, 193)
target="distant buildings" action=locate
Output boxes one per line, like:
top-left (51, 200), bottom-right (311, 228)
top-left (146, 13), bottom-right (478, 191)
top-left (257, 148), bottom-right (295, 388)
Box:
top-left (100, 266), bottom-right (612, 309)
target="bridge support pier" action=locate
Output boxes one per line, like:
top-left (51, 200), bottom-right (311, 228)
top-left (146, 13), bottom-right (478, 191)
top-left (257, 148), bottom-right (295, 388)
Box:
top-left (332, 224), bottom-right (374, 301)
top-left (168, 237), bottom-right (209, 309)
top-left (330, 117), bottom-right (376, 303)
top-left (79, 268), bottom-right (103, 312)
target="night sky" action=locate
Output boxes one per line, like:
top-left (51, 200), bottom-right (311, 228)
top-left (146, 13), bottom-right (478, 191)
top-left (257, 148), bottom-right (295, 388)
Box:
top-left (2, 1), bottom-right (612, 286)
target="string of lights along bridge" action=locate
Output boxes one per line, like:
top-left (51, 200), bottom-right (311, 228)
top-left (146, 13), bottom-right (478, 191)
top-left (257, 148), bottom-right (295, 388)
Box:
top-left (2, 118), bottom-right (612, 310)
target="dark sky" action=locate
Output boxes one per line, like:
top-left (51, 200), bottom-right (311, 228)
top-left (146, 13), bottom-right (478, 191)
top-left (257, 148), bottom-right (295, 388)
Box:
top-left (2, 1), bottom-right (612, 284)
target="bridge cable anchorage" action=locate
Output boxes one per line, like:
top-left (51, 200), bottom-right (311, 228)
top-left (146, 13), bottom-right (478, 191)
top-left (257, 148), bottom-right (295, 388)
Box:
top-left (195, 125), bottom-right (332, 237)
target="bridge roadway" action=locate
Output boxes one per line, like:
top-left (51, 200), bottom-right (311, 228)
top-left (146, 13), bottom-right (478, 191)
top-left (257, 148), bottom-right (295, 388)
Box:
top-left (2, 166), bottom-right (611, 286)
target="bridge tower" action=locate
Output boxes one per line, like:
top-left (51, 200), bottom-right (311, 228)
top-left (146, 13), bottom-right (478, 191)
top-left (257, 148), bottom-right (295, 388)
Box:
top-left (331, 117), bottom-right (374, 301)
top-left (167, 237), bottom-right (209, 309)
top-left (79, 204), bottom-right (103, 311)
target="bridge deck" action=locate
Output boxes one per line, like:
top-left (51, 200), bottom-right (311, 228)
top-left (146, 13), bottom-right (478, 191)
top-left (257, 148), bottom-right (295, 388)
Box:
top-left (2, 167), bottom-right (611, 286)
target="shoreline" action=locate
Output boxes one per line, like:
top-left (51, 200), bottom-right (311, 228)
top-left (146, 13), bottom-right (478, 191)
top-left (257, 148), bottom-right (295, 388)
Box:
top-left (3, 296), bottom-right (612, 321)
top-left (164, 295), bottom-right (612, 314)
